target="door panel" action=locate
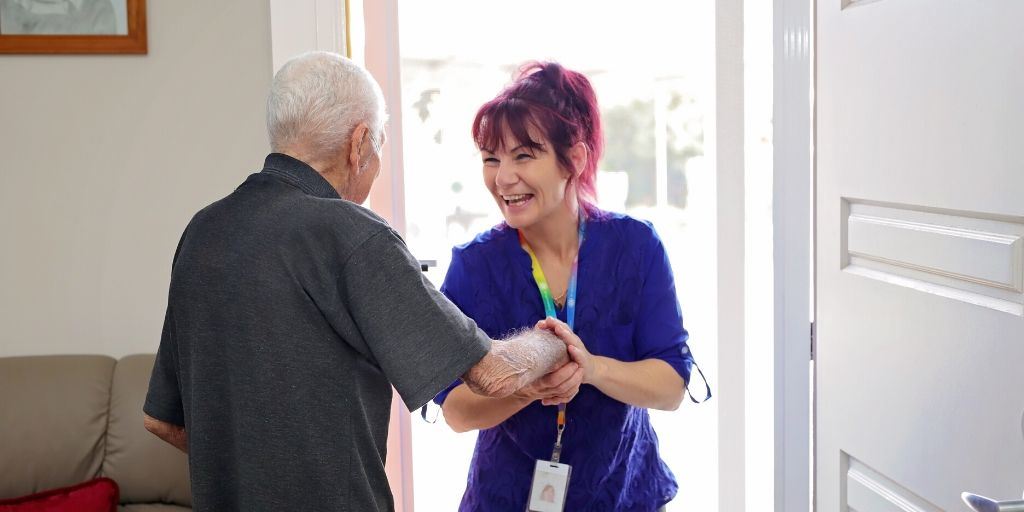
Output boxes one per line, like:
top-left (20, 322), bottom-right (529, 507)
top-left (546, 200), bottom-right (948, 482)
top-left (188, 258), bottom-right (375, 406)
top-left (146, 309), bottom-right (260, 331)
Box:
top-left (816, 1), bottom-right (1024, 510)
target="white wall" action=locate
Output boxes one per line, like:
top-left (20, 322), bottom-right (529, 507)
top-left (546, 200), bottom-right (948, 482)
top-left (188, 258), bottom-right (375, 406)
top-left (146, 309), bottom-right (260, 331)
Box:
top-left (0, 1), bottom-right (273, 357)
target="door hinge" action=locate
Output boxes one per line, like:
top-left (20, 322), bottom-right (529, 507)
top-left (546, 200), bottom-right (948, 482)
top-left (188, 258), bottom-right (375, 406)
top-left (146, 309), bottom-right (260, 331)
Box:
top-left (810, 321), bottom-right (816, 361)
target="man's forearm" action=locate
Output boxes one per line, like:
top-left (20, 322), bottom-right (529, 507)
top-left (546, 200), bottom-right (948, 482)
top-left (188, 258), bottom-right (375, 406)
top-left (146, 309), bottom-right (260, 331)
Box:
top-left (463, 327), bottom-right (569, 398)
top-left (144, 414), bottom-right (189, 454)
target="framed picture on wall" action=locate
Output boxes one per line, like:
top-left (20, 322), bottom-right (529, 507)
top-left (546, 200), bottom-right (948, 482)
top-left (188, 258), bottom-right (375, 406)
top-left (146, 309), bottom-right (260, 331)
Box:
top-left (0, 0), bottom-right (146, 54)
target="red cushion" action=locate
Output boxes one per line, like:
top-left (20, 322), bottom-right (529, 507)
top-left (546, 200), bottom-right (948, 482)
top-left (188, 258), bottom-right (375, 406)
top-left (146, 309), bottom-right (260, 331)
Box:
top-left (0, 478), bottom-right (119, 512)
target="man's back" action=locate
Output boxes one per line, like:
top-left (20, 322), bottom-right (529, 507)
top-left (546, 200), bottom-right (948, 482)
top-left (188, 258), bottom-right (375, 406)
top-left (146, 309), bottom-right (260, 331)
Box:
top-left (145, 154), bottom-right (491, 511)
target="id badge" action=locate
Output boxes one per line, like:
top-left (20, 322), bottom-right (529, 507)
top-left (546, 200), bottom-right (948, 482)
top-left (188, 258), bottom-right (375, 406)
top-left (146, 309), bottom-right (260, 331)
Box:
top-left (527, 459), bottom-right (572, 512)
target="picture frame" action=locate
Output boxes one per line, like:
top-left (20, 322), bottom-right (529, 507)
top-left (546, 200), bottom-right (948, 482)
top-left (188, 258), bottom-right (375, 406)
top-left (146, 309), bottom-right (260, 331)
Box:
top-left (0, 0), bottom-right (146, 54)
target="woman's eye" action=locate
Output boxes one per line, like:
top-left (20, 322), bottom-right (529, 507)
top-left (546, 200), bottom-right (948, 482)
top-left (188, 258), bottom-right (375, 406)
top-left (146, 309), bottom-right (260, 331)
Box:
top-left (483, 157), bottom-right (499, 165)
top-left (515, 153), bottom-right (533, 160)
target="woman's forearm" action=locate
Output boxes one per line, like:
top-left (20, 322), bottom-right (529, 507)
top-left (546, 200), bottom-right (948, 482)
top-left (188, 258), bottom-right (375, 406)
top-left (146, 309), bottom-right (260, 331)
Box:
top-left (441, 384), bottom-right (533, 433)
top-left (591, 357), bottom-right (686, 411)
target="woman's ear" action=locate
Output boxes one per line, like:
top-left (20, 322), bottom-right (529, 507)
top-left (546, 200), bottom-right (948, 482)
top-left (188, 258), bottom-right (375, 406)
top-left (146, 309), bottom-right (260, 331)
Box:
top-left (568, 141), bottom-right (588, 177)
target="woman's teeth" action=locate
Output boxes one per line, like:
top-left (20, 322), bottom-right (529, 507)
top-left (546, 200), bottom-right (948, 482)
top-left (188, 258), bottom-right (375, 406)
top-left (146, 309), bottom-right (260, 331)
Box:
top-left (504, 194), bottom-right (532, 205)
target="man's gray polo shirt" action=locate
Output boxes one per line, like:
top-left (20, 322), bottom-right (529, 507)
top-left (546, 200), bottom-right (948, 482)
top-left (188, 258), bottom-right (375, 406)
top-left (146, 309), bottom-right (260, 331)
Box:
top-left (144, 153), bottom-right (490, 511)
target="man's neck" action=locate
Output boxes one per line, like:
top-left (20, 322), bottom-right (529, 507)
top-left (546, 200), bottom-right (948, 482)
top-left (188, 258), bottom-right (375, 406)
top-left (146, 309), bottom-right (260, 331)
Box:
top-left (280, 149), bottom-right (354, 200)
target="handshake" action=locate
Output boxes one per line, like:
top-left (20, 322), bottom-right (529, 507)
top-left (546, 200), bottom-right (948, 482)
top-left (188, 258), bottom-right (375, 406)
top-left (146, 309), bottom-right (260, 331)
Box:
top-left (463, 317), bottom-right (593, 407)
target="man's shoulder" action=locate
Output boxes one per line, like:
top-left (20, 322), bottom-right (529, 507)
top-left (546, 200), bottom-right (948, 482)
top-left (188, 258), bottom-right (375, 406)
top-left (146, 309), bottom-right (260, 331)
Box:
top-left (309, 196), bottom-right (391, 234)
top-left (276, 198), bottom-right (398, 263)
top-left (249, 175), bottom-right (393, 237)
top-left (183, 176), bottom-right (393, 256)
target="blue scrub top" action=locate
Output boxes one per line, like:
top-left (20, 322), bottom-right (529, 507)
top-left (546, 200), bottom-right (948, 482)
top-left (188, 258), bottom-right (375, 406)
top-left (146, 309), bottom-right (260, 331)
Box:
top-left (434, 210), bottom-right (697, 512)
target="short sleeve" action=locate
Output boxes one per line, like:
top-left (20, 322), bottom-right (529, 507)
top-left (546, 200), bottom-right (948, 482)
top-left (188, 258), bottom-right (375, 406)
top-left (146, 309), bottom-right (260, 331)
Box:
top-left (143, 308), bottom-right (185, 426)
top-left (339, 229), bottom-right (491, 411)
top-left (633, 226), bottom-right (695, 386)
top-left (143, 227), bottom-right (190, 426)
top-left (432, 248), bottom-right (475, 406)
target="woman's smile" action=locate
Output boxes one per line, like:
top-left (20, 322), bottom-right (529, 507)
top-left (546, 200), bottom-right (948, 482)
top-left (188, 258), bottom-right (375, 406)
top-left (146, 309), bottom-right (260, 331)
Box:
top-left (501, 193), bottom-right (535, 209)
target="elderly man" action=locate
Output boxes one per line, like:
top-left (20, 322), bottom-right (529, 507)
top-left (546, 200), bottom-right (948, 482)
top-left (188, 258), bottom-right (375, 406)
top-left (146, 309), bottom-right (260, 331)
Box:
top-left (142, 52), bottom-right (577, 511)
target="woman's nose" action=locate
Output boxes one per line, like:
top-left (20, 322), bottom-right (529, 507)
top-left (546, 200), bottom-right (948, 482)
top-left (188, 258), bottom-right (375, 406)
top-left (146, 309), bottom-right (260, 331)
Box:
top-left (494, 161), bottom-right (518, 187)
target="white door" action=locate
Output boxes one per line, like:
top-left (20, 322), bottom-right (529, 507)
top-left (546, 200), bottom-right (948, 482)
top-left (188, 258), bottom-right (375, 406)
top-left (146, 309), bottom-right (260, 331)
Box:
top-left (816, 1), bottom-right (1024, 511)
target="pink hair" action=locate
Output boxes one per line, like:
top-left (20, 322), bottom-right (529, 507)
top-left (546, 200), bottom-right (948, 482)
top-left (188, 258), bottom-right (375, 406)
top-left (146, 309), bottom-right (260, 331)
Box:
top-left (471, 61), bottom-right (604, 212)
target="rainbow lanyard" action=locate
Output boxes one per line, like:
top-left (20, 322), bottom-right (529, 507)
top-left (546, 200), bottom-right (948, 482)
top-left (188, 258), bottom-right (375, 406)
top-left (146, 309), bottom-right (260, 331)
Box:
top-left (518, 214), bottom-right (585, 463)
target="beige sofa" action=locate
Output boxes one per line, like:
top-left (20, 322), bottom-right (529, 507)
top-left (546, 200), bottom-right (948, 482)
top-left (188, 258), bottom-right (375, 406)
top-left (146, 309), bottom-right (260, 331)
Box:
top-left (0, 354), bottom-right (191, 511)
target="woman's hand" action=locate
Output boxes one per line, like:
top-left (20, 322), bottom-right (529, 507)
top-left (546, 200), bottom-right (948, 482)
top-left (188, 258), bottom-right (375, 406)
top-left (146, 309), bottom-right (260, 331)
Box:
top-left (513, 359), bottom-right (584, 406)
top-left (537, 318), bottom-right (605, 386)
top-left (537, 318), bottom-right (687, 411)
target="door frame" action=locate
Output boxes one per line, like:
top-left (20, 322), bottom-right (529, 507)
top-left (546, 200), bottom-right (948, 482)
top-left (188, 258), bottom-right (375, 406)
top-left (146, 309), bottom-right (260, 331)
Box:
top-left (771, 0), bottom-right (814, 511)
top-left (715, 1), bottom-right (747, 510)
top-left (718, 0), bottom-right (814, 510)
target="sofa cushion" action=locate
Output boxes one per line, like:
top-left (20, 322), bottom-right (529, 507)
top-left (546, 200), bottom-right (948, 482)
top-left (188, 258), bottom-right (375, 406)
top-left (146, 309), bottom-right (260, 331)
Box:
top-left (0, 477), bottom-right (118, 512)
top-left (0, 356), bottom-right (115, 499)
top-left (102, 355), bottom-right (190, 507)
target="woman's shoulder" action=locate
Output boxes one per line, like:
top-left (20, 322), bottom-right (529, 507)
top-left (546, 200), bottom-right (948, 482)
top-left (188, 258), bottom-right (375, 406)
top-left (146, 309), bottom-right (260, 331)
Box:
top-left (588, 208), bottom-right (660, 243)
top-left (451, 222), bottom-right (517, 261)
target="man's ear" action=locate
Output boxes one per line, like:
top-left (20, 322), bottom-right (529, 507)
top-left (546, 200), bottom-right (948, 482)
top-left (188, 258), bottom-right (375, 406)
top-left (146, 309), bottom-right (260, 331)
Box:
top-left (349, 123), bottom-right (370, 172)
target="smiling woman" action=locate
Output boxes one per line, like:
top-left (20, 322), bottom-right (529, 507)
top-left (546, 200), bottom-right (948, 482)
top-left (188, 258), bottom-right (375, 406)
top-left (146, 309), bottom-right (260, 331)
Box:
top-left (479, 134), bottom-right (582, 234)
top-left (392, 1), bottom-right (719, 510)
top-left (473, 62), bottom-right (600, 238)
top-left (486, 141), bottom-right (559, 211)
top-left (426, 61), bottom-right (699, 512)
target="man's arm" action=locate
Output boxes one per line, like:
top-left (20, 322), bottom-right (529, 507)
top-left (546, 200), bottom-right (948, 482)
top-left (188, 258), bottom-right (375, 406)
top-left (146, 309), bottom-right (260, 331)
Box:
top-left (143, 414), bottom-right (189, 454)
top-left (461, 327), bottom-right (570, 398)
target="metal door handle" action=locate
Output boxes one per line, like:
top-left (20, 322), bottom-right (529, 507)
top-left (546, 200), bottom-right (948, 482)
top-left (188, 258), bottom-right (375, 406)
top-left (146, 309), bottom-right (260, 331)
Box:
top-left (962, 491), bottom-right (1024, 512)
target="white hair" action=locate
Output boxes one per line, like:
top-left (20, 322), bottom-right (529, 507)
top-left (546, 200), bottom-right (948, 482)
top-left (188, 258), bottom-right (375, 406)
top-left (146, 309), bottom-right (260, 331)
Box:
top-left (267, 51), bottom-right (387, 163)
